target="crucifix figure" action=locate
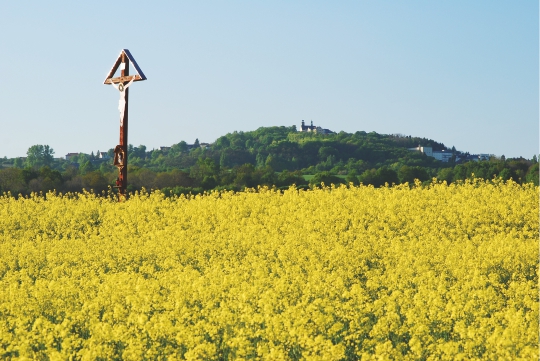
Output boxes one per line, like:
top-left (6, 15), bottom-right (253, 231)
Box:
top-left (110, 75), bottom-right (137, 126)
top-left (104, 49), bottom-right (147, 201)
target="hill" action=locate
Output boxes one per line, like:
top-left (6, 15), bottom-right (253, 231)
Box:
top-left (0, 126), bottom-right (537, 196)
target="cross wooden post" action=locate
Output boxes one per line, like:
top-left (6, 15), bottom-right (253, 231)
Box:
top-left (116, 53), bottom-right (129, 199)
top-left (104, 49), bottom-right (146, 201)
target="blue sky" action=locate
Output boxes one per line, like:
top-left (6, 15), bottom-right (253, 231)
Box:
top-left (0, 1), bottom-right (537, 159)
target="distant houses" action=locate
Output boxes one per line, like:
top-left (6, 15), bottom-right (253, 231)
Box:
top-left (433, 151), bottom-right (453, 163)
top-left (409, 146), bottom-right (492, 163)
top-left (65, 153), bottom-right (79, 161)
top-left (99, 152), bottom-right (110, 160)
top-left (465, 154), bottom-right (491, 162)
top-left (159, 143), bottom-right (210, 154)
top-left (408, 146), bottom-right (456, 162)
top-left (65, 152), bottom-right (110, 163)
top-left (408, 146), bottom-right (433, 157)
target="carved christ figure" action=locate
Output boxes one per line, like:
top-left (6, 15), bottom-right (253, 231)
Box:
top-left (110, 75), bottom-right (137, 126)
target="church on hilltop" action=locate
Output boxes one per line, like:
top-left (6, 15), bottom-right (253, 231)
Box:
top-left (299, 120), bottom-right (335, 135)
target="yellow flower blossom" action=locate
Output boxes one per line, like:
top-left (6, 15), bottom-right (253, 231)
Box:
top-left (0, 179), bottom-right (537, 360)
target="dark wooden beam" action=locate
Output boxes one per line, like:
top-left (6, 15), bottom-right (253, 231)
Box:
top-left (104, 57), bottom-right (122, 83)
top-left (118, 54), bottom-right (129, 200)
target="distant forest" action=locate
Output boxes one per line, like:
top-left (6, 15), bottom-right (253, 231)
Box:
top-left (0, 126), bottom-right (537, 196)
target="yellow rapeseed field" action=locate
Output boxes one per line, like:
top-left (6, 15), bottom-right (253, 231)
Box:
top-left (0, 179), bottom-right (537, 360)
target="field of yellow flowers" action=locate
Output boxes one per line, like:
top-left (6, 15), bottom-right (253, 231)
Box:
top-left (0, 179), bottom-right (537, 360)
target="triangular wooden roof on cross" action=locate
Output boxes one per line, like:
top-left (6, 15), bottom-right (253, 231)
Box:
top-left (103, 49), bottom-right (147, 84)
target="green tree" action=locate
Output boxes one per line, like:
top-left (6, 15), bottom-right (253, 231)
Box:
top-left (277, 170), bottom-right (305, 188)
top-left (130, 145), bottom-right (147, 159)
top-left (358, 169), bottom-right (377, 186)
top-left (525, 163), bottom-right (539, 185)
top-left (233, 164), bottom-right (257, 188)
top-left (25, 145), bottom-right (54, 169)
top-left (265, 155), bottom-right (277, 169)
top-left (310, 171), bottom-right (342, 187)
top-left (318, 146), bottom-right (338, 160)
top-left (190, 157), bottom-right (218, 181)
top-left (345, 170), bottom-right (359, 185)
top-left (130, 168), bottom-right (157, 190)
top-left (81, 171), bottom-right (109, 193)
top-left (498, 168), bottom-right (512, 181)
top-left (358, 167), bottom-right (399, 187)
top-left (78, 153), bottom-right (89, 165)
top-left (13, 158), bottom-right (23, 168)
top-left (376, 167), bottom-right (399, 186)
top-left (201, 176), bottom-right (218, 190)
top-left (437, 168), bottom-right (454, 183)
top-left (99, 162), bottom-right (114, 174)
top-left (215, 136), bottom-right (230, 149)
top-left (170, 141), bottom-right (188, 156)
top-left (154, 170), bottom-right (194, 189)
top-left (219, 152), bottom-right (229, 168)
top-left (398, 166), bottom-right (429, 184)
top-left (79, 160), bottom-right (94, 175)
top-left (0, 168), bottom-right (26, 194)
top-left (260, 166), bottom-right (277, 186)
top-left (255, 153), bottom-right (265, 168)
top-left (39, 167), bottom-right (63, 191)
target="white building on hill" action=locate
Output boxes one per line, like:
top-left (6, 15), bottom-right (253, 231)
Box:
top-left (432, 151), bottom-right (453, 162)
top-left (408, 146), bottom-right (433, 157)
top-left (409, 146), bottom-right (459, 162)
top-left (299, 120), bottom-right (335, 134)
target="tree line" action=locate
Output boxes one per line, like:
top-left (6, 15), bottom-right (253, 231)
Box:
top-left (0, 126), bottom-right (537, 196)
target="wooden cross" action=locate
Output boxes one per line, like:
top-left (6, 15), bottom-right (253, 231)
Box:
top-left (104, 49), bottom-right (147, 201)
